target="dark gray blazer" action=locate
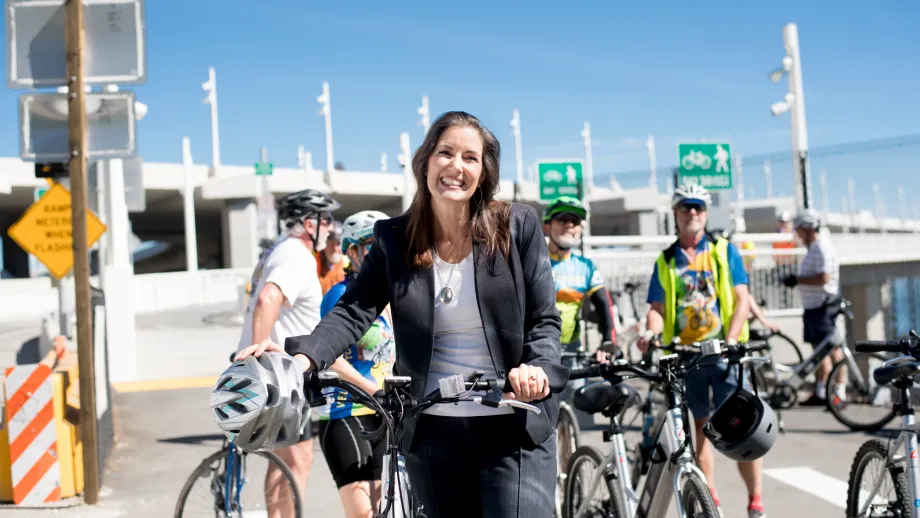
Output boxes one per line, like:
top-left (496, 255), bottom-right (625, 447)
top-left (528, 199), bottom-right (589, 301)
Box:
top-left (284, 202), bottom-right (566, 450)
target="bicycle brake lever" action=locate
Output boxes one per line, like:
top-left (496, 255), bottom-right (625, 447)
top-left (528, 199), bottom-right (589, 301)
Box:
top-left (497, 399), bottom-right (543, 415)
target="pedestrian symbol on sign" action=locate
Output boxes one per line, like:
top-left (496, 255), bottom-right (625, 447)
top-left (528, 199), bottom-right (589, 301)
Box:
top-left (565, 166), bottom-right (577, 184)
top-left (714, 144), bottom-right (730, 173)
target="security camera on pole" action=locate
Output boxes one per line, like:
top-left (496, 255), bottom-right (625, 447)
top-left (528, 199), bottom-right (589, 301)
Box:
top-left (768, 22), bottom-right (812, 210)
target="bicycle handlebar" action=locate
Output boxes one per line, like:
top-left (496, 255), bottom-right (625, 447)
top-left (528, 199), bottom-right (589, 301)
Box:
top-left (856, 330), bottom-right (920, 356)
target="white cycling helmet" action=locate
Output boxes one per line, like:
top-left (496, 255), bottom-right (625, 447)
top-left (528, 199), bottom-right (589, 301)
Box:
top-left (672, 184), bottom-right (712, 209)
top-left (778, 210), bottom-right (792, 223)
top-left (793, 209), bottom-right (821, 230)
top-left (211, 351), bottom-right (308, 452)
top-left (341, 210), bottom-right (389, 253)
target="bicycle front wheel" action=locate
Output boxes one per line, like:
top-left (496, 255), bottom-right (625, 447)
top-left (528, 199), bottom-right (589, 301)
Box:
top-left (827, 353), bottom-right (897, 432)
top-left (754, 330), bottom-right (804, 390)
top-left (564, 445), bottom-right (626, 518)
top-left (555, 403), bottom-right (581, 518)
top-left (846, 439), bottom-right (910, 518)
top-left (680, 474), bottom-right (720, 518)
top-left (175, 447), bottom-right (303, 518)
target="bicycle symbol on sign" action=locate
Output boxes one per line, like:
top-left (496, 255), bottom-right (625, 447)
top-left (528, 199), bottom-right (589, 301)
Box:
top-left (681, 150), bottom-right (712, 171)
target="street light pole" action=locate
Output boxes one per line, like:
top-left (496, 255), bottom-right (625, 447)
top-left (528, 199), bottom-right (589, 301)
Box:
top-left (201, 67), bottom-right (221, 173)
top-left (763, 160), bottom-right (773, 199)
top-left (317, 82), bottom-right (334, 178)
top-left (418, 95), bottom-right (430, 135)
top-left (581, 121), bottom-right (594, 194)
top-left (646, 135), bottom-right (657, 190)
top-left (510, 109), bottom-right (524, 185)
top-left (399, 132), bottom-right (413, 213)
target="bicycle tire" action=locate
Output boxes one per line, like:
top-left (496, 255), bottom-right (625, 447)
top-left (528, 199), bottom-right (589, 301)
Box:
top-left (753, 330), bottom-right (804, 391)
top-left (174, 448), bottom-right (303, 518)
top-left (827, 353), bottom-right (897, 432)
top-left (680, 474), bottom-right (720, 518)
top-left (845, 439), bottom-right (911, 518)
top-left (563, 445), bottom-right (626, 518)
top-left (555, 403), bottom-right (581, 518)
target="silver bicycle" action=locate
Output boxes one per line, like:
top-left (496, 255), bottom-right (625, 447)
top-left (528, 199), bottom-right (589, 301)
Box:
top-left (563, 339), bottom-right (770, 518)
top-left (846, 331), bottom-right (920, 518)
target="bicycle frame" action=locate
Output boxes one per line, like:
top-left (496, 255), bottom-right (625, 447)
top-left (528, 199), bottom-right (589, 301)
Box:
top-left (572, 359), bottom-right (708, 518)
top-left (855, 371), bottom-right (920, 518)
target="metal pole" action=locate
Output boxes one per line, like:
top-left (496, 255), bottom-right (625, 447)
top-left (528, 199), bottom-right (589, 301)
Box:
top-left (297, 144), bottom-right (305, 169)
top-left (763, 159), bottom-right (773, 199)
top-left (182, 137), bottom-right (198, 272)
top-left (510, 109), bottom-right (524, 185)
top-left (380, 152), bottom-right (388, 173)
top-left (259, 147), bottom-right (274, 241)
top-left (784, 23), bottom-right (812, 209)
top-left (874, 183), bottom-right (886, 236)
top-left (581, 121), bottom-right (594, 194)
top-left (898, 185), bottom-right (906, 228)
top-left (317, 82), bottom-right (334, 176)
top-left (646, 135), bottom-right (657, 191)
top-left (418, 95), bottom-right (430, 135)
top-left (735, 153), bottom-right (746, 232)
top-left (202, 67), bottom-right (221, 171)
top-left (848, 178), bottom-right (861, 234)
top-left (841, 196), bottom-right (849, 234)
top-left (66, 0), bottom-right (99, 504)
top-left (819, 169), bottom-right (829, 221)
top-left (399, 132), bottom-right (413, 213)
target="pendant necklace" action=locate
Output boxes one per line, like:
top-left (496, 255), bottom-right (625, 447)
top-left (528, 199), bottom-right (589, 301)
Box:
top-left (434, 233), bottom-right (468, 305)
top-left (435, 253), bottom-right (457, 305)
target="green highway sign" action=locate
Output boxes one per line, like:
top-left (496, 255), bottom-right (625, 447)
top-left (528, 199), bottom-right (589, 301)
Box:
top-left (677, 143), bottom-right (732, 190)
top-left (254, 162), bottom-right (274, 176)
top-left (537, 159), bottom-right (584, 201)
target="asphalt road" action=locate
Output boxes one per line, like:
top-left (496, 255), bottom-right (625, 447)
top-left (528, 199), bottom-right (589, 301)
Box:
top-left (2, 384), bottom-right (891, 518)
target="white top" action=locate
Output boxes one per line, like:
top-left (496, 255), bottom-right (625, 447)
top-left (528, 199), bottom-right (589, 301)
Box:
top-left (798, 235), bottom-right (840, 310)
top-left (237, 237), bottom-right (324, 351)
top-left (423, 251), bottom-right (513, 417)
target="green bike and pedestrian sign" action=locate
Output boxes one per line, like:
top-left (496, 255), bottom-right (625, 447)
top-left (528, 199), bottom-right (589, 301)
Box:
top-left (677, 143), bottom-right (732, 190)
top-left (254, 162), bottom-right (274, 176)
top-left (537, 159), bottom-right (584, 201)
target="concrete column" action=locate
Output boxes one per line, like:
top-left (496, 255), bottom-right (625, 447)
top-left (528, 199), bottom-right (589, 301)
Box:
top-left (221, 200), bottom-right (260, 269)
top-left (101, 158), bottom-right (138, 382)
top-left (843, 281), bottom-right (891, 342)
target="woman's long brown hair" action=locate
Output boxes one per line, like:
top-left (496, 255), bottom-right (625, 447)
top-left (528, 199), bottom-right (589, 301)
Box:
top-left (404, 111), bottom-right (511, 269)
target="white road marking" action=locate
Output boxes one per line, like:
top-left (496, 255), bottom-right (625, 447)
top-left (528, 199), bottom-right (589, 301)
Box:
top-left (764, 466), bottom-right (848, 509)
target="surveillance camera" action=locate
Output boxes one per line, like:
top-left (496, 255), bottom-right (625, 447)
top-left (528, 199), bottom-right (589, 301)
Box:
top-left (769, 68), bottom-right (785, 84)
top-left (784, 92), bottom-right (795, 105)
top-left (782, 56), bottom-right (793, 70)
top-left (770, 101), bottom-right (789, 117)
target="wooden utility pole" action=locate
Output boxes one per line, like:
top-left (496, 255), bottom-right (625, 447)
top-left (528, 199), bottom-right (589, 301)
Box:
top-left (66, 0), bottom-right (100, 505)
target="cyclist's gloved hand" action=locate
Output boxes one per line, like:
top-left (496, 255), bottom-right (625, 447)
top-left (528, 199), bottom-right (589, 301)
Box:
top-left (594, 341), bottom-right (622, 364)
top-left (782, 274), bottom-right (799, 288)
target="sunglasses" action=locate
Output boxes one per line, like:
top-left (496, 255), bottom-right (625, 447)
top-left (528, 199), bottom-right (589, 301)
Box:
top-left (553, 214), bottom-right (583, 225)
top-left (677, 203), bottom-right (707, 213)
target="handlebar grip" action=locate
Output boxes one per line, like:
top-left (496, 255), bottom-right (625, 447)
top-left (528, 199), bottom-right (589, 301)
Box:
top-left (568, 365), bottom-right (602, 380)
top-left (743, 340), bottom-right (770, 353)
top-left (855, 340), bottom-right (905, 353)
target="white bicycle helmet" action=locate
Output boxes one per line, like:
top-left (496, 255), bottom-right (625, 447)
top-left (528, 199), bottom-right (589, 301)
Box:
top-left (210, 352), bottom-right (308, 452)
top-left (672, 184), bottom-right (712, 209)
top-left (341, 210), bottom-right (389, 252)
top-left (793, 208), bottom-right (821, 230)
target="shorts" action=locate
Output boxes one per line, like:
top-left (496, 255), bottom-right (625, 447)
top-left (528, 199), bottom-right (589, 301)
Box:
top-left (317, 414), bottom-right (387, 488)
top-left (684, 358), bottom-right (752, 421)
top-left (803, 305), bottom-right (841, 346)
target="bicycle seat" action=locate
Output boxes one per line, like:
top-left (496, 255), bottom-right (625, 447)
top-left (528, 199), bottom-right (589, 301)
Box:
top-left (572, 380), bottom-right (639, 415)
top-left (873, 356), bottom-right (920, 386)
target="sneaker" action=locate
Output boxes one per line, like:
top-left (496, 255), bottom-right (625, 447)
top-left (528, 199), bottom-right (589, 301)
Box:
top-left (800, 394), bottom-right (827, 407)
top-left (748, 506), bottom-right (767, 518)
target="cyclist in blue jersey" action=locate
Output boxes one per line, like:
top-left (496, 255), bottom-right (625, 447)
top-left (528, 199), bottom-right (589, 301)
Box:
top-left (317, 210), bottom-right (396, 518)
top-left (542, 197), bottom-right (617, 434)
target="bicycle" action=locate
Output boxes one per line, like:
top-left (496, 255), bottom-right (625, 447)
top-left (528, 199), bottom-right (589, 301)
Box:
top-left (562, 338), bottom-right (770, 518)
top-left (845, 330), bottom-right (920, 518)
top-left (174, 432), bottom-right (303, 517)
top-left (176, 354), bottom-right (305, 517)
top-left (557, 347), bottom-right (602, 518)
top-left (748, 296), bottom-right (896, 432)
top-left (302, 369), bottom-right (542, 517)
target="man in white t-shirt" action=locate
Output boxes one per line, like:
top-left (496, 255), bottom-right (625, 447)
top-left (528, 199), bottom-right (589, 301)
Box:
top-left (782, 209), bottom-right (844, 407)
top-left (237, 188), bottom-right (340, 518)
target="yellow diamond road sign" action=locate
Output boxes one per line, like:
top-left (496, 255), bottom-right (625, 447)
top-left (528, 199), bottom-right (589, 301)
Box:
top-left (7, 183), bottom-right (107, 279)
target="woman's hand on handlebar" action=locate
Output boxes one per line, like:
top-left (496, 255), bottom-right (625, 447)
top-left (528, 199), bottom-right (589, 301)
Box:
top-left (505, 364), bottom-right (550, 403)
top-left (235, 339), bottom-right (314, 372)
top-left (637, 331), bottom-right (659, 353)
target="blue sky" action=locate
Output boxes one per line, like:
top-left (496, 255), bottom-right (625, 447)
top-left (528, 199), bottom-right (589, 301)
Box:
top-left (1, 0), bottom-right (918, 213)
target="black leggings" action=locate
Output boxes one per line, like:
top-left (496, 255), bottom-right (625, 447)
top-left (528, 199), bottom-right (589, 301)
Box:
top-left (404, 413), bottom-right (556, 518)
top-left (317, 414), bottom-right (387, 488)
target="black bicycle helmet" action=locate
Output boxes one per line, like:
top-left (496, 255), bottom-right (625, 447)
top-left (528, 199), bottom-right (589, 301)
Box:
top-left (702, 388), bottom-right (777, 462)
top-left (276, 189), bottom-right (341, 222)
